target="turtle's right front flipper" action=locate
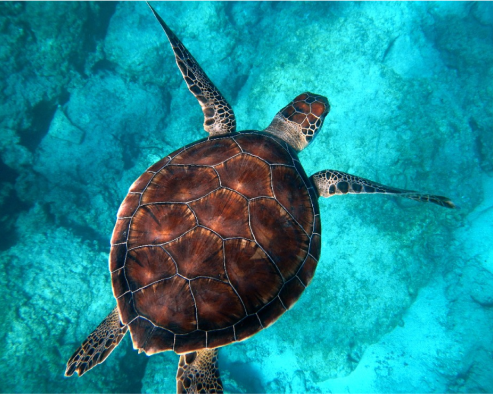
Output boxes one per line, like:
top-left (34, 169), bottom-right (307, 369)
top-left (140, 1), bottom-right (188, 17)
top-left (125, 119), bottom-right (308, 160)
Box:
top-left (65, 307), bottom-right (128, 377)
top-left (311, 169), bottom-right (455, 209)
top-left (148, 3), bottom-right (236, 137)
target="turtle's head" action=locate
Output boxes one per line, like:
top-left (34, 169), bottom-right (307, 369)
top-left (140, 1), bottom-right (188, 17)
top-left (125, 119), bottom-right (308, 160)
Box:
top-left (263, 92), bottom-right (330, 152)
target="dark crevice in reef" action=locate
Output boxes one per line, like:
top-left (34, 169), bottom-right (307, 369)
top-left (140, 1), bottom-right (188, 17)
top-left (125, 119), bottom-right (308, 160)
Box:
top-left (470, 117), bottom-right (493, 174)
top-left (232, 73), bottom-right (248, 102)
top-left (18, 90), bottom-right (71, 154)
top-left (0, 160), bottom-right (18, 184)
top-left (223, 360), bottom-right (264, 394)
top-left (0, 1), bottom-right (26, 17)
top-left (121, 132), bottom-right (142, 170)
top-left (72, 2), bottom-right (118, 76)
top-left (85, 3), bottom-right (118, 53)
top-left (19, 99), bottom-right (57, 153)
top-left (59, 87), bottom-right (71, 106)
top-left (0, 160), bottom-right (32, 251)
top-left (91, 58), bottom-right (118, 75)
top-left (91, 2), bottom-right (118, 43)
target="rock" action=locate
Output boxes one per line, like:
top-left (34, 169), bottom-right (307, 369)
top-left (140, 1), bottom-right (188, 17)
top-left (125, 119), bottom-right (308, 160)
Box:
top-left (470, 267), bottom-right (493, 307)
top-left (0, 128), bottom-right (33, 169)
top-left (48, 107), bottom-right (85, 144)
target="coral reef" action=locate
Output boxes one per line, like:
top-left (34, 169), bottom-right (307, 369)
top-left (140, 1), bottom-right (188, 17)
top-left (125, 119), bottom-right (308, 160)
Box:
top-left (0, 2), bottom-right (491, 392)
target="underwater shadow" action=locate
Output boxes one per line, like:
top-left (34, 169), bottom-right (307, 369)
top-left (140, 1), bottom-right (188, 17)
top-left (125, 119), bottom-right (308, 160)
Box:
top-left (222, 359), bottom-right (264, 393)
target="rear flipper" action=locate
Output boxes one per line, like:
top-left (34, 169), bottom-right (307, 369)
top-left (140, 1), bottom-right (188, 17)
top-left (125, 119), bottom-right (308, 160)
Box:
top-left (311, 170), bottom-right (455, 209)
top-left (176, 349), bottom-right (223, 394)
top-left (65, 306), bottom-right (128, 377)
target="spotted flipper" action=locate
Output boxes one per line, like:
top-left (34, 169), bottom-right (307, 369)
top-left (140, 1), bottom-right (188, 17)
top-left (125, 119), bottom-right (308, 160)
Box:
top-left (176, 349), bottom-right (223, 394)
top-left (311, 170), bottom-right (455, 208)
top-left (148, 3), bottom-right (236, 136)
top-left (65, 307), bottom-right (128, 377)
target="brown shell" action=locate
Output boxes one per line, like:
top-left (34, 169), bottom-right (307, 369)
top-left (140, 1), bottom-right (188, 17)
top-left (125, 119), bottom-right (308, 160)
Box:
top-left (109, 131), bottom-right (321, 355)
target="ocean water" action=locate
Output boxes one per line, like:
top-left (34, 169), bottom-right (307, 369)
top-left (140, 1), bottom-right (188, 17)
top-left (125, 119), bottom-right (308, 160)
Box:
top-left (1, 1), bottom-right (492, 393)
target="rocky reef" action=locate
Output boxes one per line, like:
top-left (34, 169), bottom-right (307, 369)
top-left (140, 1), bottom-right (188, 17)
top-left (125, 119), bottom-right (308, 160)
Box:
top-left (1, 2), bottom-right (492, 392)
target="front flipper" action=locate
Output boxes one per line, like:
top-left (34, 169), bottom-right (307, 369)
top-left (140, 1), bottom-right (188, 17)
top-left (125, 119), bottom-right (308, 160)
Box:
top-left (311, 170), bottom-right (455, 208)
top-left (176, 349), bottom-right (223, 394)
top-left (148, 3), bottom-right (236, 136)
top-left (65, 307), bottom-right (128, 377)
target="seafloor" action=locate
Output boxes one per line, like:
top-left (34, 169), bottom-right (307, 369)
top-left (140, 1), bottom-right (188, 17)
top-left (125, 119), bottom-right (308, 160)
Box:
top-left (1, 1), bottom-right (492, 393)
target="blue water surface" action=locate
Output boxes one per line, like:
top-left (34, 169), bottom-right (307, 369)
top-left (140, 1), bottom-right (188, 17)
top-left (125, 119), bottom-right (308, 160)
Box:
top-left (1, 1), bottom-right (492, 393)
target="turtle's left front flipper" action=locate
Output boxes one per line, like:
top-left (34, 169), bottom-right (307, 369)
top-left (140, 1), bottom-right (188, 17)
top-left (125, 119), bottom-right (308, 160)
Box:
top-left (311, 169), bottom-right (455, 208)
top-left (148, 3), bottom-right (236, 137)
top-left (176, 349), bottom-right (223, 394)
top-left (65, 307), bottom-right (128, 377)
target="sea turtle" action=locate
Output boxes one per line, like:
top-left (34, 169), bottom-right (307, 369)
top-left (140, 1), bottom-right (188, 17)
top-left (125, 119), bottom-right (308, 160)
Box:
top-left (65, 4), bottom-right (455, 393)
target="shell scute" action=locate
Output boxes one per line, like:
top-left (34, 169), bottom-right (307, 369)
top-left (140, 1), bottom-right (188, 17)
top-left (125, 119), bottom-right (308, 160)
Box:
top-left (125, 246), bottom-right (176, 291)
top-left (143, 165), bottom-right (219, 203)
top-left (234, 315), bottom-right (261, 342)
top-left (174, 330), bottom-right (207, 354)
top-left (297, 254), bottom-right (318, 287)
top-left (128, 317), bottom-right (155, 350)
top-left (127, 204), bottom-right (196, 248)
top-left (214, 153), bottom-right (273, 199)
top-left (309, 234), bottom-right (321, 261)
top-left (279, 277), bottom-right (305, 309)
top-left (129, 171), bottom-right (154, 193)
top-left (224, 238), bottom-right (283, 314)
top-left (143, 326), bottom-right (174, 355)
top-left (189, 188), bottom-right (251, 239)
top-left (165, 227), bottom-right (224, 280)
top-left (117, 291), bottom-right (138, 325)
top-left (258, 297), bottom-right (287, 328)
top-left (147, 156), bottom-right (171, 173)
top-left (206, 326), bottom-right (235, 349)
top-left (249, 198), bottom-right (310, 281)
top-left (272, 166), bottom-right (314, 234)
top-left (111, 268), bottom-right (128, 299)
top-left (234, 132), bottom-right (294, 165)
top-left (133, 276), bottom-right (196, 334)
top-left (171, 138), bottom-right (241, 166)
top-left (111, 218), bottom-right (131, 245)
top-left (109, 243), bottom-right (127, 272)
top-left (190, 278), bottom-right (246, 331)
top-left (117, 193), bottom-right (141, 218)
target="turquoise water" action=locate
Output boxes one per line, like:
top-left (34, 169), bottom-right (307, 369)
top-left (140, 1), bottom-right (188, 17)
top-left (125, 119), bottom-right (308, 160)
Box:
top-left (1, 1), bottom-right (492, 393)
